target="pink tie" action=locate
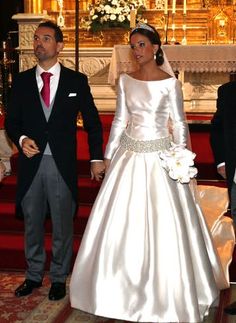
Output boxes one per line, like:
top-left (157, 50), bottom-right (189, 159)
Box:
top-left (41, 72), bottom-right (52, 107)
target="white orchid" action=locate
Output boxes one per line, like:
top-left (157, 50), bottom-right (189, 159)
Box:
top-left (159, 143), bottom-right (198, 184)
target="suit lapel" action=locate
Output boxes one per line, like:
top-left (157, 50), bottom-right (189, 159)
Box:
top-left (26, 68), bottom-right (48, 122)
top-left (48, 65), bottom-right (69, 121)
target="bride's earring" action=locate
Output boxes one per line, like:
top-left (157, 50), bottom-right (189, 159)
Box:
top-left (154, 52), bottom-right (157, 60)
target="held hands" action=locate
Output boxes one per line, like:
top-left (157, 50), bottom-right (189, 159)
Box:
top-left (91, 161), bottom-right (106, 181)
top-left (90, 159), bottom-right (112, 181)
top-left (22, 137), bottom-right (40, 158)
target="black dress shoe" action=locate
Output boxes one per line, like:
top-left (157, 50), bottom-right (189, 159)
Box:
top-left (224, 302), bottom-right (236, 315)
top-left (15, 279), bottom-right (42, 297)
top-left (48, 282), bottom-right (66, 301)
top-left (224, 301), bottom-right (236, 315)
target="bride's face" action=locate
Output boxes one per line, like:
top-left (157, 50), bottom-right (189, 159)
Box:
top-left (130, 33), bottom-right (157, 65)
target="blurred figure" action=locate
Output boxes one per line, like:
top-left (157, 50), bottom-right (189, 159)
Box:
top-left (210, 80), bottom-right (236, 316)
top-left (0, 160), bottom-right (6, 181)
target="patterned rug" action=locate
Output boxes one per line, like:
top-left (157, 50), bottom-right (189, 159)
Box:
top-left (0, 271), bottom-right (236, 323)
top-left (0, 271), bottom-right (69, 323)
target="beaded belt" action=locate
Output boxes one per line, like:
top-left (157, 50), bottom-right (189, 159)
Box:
top-left (120, 132), bottom-right (171, 153)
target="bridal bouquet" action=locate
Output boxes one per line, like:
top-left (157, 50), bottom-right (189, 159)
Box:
top-left (159, 143), bottom-right (198, 184)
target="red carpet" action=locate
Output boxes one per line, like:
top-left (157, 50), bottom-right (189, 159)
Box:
top-left (0, 115), bottom-right (112, 271)
top-left (0, 113), bottom-right (234, 277)
top-left (0, 113), bottom-right (235, 323)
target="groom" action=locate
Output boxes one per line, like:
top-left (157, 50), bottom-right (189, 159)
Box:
top-left (210, 80), bottom-right (236, 315)
top-left (5, 20), bottom-right (105, 300)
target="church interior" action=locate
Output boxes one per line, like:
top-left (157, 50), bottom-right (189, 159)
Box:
top-left (1, 0), bottom-right (236, 113)
top-left (0, 1), bottom-right (236, 321)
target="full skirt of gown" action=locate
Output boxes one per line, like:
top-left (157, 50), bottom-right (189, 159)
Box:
top-left (70, 143), bottom-right (234, 323)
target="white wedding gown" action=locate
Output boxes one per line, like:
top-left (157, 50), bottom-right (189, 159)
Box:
top-left (70, 74), bottom-right (234, 323)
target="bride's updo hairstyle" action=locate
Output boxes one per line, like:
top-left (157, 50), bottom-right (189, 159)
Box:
top-left (130, 23), bottom-right (164, 66)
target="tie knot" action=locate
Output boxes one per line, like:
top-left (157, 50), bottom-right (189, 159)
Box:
top-left (41, 72), bottom-right (53, 83)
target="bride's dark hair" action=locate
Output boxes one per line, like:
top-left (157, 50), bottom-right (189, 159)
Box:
top-left (130, 24), bottom-right (164, 66)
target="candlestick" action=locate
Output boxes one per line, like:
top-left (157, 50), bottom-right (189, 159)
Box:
top-left (181, 25), bottom-right (187, 45)
top-left (164, 0), bottom-right (168, 15)
top-left (130, 8), bottom-right (136, 29)
top-left (172, 0), bottom-right (176, 14)
top-left (171, 24), bottom-right (176, 43)
top-left (57, 0), bottom-right (65, 27)
top-left (183, 0), bottom-right (186, 14)
top-left (170, 13), bottom-right (176, 44)
top-left (181, 14), bottom-right (187, 45)
top-left (164, 12), bottom-right (169, 44)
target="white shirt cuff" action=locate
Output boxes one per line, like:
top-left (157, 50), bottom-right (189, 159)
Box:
top-left (19, 135), bottom-right (28, 147)
top-left (217, 162), bottom-right (225, 168)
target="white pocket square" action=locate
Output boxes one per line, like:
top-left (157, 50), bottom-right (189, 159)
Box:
top-left (68, 93), bottom-right (77, 97)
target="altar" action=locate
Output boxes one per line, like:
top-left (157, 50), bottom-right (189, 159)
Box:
top-left (107, 44), bottom-right (236, 113)
top-left (8, 13), bottom-right (236, 114)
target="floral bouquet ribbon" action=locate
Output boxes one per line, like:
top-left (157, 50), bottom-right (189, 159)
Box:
top-left (158, 143), bottom-right (198, 184)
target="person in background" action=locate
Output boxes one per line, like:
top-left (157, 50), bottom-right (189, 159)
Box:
top-left (70, 23), bottom-right (232, 322)
top-left (5, 20), bottom-right (104, 301)
top-left (210, 81), bottom-right (236, 316)
top-left (0, 160), bottom-right (6, 181)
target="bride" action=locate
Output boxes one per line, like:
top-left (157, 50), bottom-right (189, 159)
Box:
top-left (70, 23), bottom-right (235, 323)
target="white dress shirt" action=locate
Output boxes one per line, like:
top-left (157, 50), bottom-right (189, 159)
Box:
top-left (36, 62), bottom-right (61, 105)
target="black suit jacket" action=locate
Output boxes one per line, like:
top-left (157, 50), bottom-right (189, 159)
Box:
top-left (210, 81), bottom-right (236, 196)
top-left (5, 64), bottom-right (103, 214)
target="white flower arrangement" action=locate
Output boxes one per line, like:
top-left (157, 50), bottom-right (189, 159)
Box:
top-left (87, 0), bottom-right (146, 32)
top-left (159, 143), bottom-right (198, 184)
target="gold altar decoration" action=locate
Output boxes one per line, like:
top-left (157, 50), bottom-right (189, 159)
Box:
top-left (99, 29), bottom-right (130, 46)
top-left (24, 0), bottom-right (43, 13)
top-left (207, 8), bottom-right (234, 44)
top-left (22, 0), bottom-right (236, 46)
top-left (78, 28), bottom-right (130, 47)
top-left (57, 0), bottom-right (65, 27)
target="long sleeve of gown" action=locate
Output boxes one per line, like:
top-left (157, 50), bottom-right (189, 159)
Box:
top-left (105, 75), bottom-right (130, 159)
top-left (168, 79), bottom-right (189, 147)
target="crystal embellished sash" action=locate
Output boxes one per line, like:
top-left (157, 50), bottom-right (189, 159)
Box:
top-left (120, 131), bottom-right (171, 153)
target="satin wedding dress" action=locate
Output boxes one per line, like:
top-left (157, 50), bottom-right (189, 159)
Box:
top-left (70, 73), bottom-right (234, 323)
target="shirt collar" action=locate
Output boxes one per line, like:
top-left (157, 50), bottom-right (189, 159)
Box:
top-left (36, 62), bottom-right (61, 77)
